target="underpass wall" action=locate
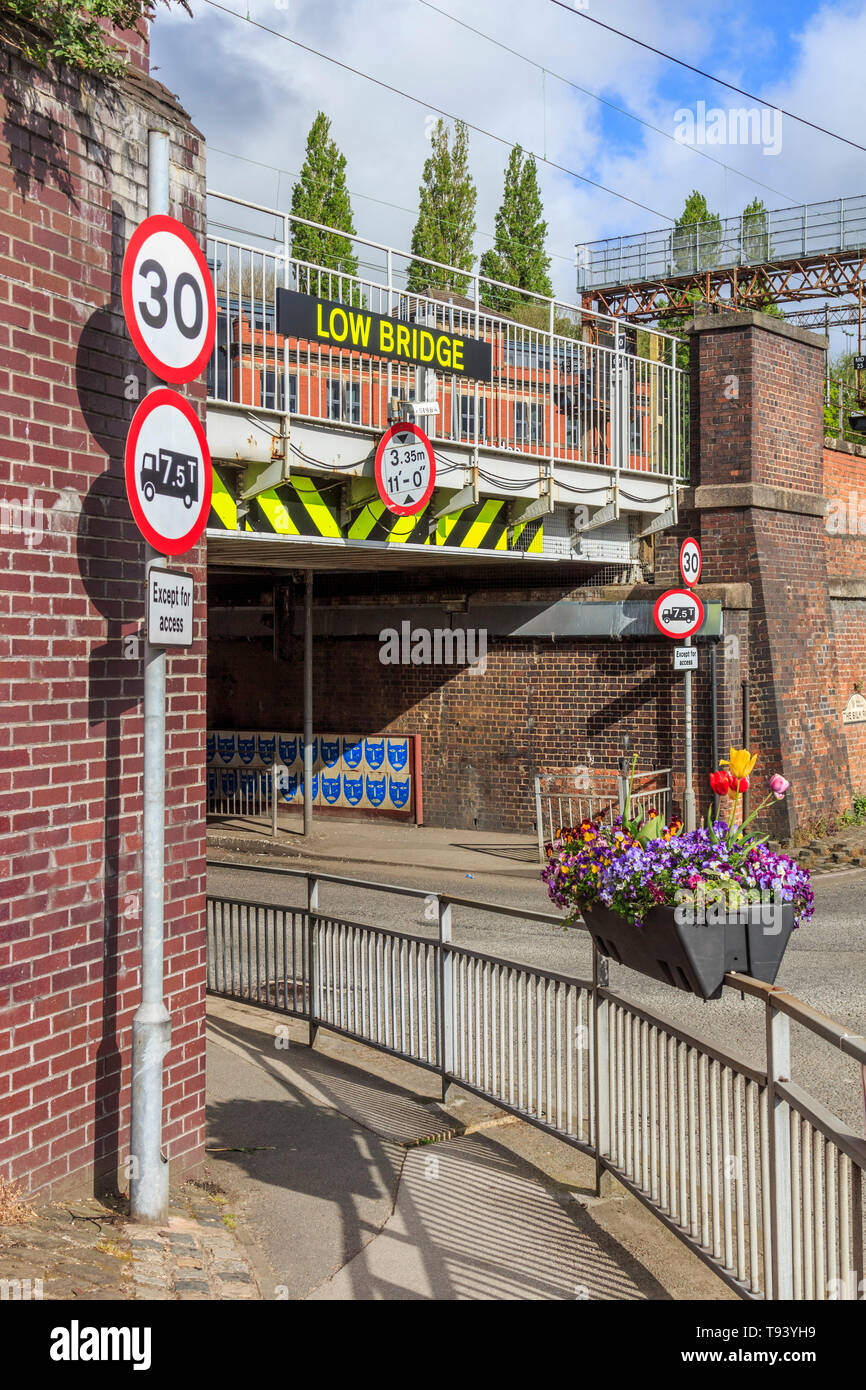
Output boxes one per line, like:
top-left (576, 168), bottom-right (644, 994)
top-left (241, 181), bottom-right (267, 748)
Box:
top-left (208, 613), bottom-right (715, 833)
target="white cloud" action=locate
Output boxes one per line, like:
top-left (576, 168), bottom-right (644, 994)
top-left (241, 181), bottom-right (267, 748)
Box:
top-left (152, 0), bottom-right (866, 304)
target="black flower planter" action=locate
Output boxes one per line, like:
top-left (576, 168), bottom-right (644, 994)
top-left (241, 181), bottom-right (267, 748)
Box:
top-left (582, 900), bottom-right (794, 1001)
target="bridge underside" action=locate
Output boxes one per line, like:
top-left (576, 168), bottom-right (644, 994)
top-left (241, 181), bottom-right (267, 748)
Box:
top-left (207, 409), bottom-right (680, 576)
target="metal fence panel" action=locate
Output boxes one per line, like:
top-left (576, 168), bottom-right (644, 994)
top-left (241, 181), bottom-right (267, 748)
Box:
top-left (206, 869), bottom-right (866, 1301)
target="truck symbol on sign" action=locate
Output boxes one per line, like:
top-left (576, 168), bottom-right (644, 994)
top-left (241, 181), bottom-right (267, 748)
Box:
top-left (140, 448), bottom-right (199, 509)
top-left (662, 605), bottom-right (696, 624)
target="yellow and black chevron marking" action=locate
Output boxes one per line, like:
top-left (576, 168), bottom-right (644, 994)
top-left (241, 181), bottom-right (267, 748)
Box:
top-left (209, 463), bottom-right (239, 531)
top-left (209, 467), bottom-right (543, 552)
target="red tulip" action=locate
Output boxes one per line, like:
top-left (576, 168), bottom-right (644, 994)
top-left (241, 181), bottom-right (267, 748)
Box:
top-left (737, 776), bottom-right (750, 792)
top-left (709, 770), bottom-right (734, 795)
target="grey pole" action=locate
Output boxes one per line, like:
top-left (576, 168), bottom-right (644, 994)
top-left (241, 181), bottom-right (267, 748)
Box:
top-left (683, 636), bottom-right (696, 831)
top-left (303, 570), bottom-right (313, 836)
top-left (130, 127), bottom-right (172, 1224)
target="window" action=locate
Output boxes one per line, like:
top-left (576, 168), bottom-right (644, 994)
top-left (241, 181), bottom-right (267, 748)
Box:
top-left (630, 404), bottom-right (646, 456)
top-left (345, 381), bottom-right (362, 424)
top-left (459, 394), bottom-right (487, 440)
top-left (259, 371), bottom-right (297, 413)
top-left (514, 401), bottom-right (544, 446)
top-left (207, 312), bottom-right (230, 399)
top-left (327, 380), bottom-right (362, 422)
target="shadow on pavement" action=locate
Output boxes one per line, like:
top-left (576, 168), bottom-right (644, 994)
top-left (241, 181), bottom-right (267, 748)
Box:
top-left (205, 1010), bottom-right (671, 1301)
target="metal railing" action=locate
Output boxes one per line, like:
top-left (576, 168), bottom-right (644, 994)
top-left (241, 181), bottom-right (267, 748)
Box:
top-left (206, 861), bottom-right (866, 1301)
top-left (576, 193), bottom-right (866, 291)
top-left (206, 191), bottom-right (689, 481)
top-left (534, 767), bottom-right (673, 861)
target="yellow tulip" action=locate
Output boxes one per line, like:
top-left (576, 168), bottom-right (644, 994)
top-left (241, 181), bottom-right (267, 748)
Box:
top-left (720, 747), bottom-right (757, 780)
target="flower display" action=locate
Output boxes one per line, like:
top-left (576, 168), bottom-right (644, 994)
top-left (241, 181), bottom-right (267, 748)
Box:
top-left (543, 751), bottom-right (813, 932)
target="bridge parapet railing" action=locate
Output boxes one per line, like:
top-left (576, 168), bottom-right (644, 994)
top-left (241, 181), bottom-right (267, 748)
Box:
top-left (206, 190), bottom-right (689, 482)
top-left (576, 193), bottom-right (866, 290)
top-left (206, 860), bottom-right (866, 1301)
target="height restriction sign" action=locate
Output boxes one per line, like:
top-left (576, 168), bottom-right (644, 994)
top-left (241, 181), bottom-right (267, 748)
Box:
top-left (121, 215), bottom-right (216, 384)
top-left (124, 388), bottom-right (212, 555)
top-left (374, 421), bottom-right (436, 516)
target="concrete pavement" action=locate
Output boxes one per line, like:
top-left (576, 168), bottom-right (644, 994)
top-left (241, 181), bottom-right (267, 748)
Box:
top-left (205, 996), bottom-right (730, 1301)
top-left (208, 816), bottom-right (540, 879)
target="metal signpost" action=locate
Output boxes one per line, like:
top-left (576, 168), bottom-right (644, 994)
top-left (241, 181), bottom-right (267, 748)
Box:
top-left (122, 130), bottom-right (215, 1224)
top-left (654, 539), bottom-right (704, 832)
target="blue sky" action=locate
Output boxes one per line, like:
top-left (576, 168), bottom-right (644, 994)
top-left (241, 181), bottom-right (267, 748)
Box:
top-left (151, 0), bottom-right (866, 302)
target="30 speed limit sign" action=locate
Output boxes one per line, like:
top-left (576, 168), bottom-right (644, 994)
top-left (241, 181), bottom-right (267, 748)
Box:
top-left (122, 214), bottom-right (216, 384)
top-left (374, 422), bottom-right (436, 516)
top-left (679, 536), bottom-right (702, 586)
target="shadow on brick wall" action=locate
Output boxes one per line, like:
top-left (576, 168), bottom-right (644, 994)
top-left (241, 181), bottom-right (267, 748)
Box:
top-left (75, 198), bottom-right (145, 1195)
top-left (0, 40), bottom-right (111, 202)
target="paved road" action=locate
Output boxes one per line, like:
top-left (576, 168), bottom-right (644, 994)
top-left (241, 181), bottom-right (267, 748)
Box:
top-left (207, 852), bottom-right (866, 1136)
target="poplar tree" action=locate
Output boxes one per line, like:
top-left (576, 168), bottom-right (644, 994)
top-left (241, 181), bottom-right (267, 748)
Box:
top-left (407, 119), bottom-right (476, 295)
top-left (671, 190), bottom-right (723, 273)
top-left (290, 112), bottom-right (359, 289)
top-left (480, 146), bottom-right (552, 315)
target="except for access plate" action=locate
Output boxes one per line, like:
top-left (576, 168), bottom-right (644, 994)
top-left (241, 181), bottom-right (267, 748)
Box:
top-left (147, 567), bottom-right (194, 647)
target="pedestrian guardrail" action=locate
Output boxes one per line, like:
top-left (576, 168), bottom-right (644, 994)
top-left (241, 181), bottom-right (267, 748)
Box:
top-left (534, 768), bottom-right (673, 861)
top-left (206, 861), bottom-right (866, 1300)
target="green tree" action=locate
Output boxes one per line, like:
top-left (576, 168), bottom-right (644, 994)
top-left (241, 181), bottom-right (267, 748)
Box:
top-left (741, 197), bottom-right (771, 263)
top-left (0, 0), bottom-right (188, 76)
top-left (407, 119), bottom-right (476, 295)
top-left (480, 146), bottom-right (551, 315)
top-left (658, 286), bottom-right (706, 370)
top-left (290, 112), bottom-right (359, 293)
top-left (671, 190), bottom-right (723, 274)
top-left (737, 197), bottom-right (782, 316)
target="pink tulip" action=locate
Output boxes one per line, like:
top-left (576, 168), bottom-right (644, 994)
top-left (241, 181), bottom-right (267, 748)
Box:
top-left (769, 774), bottom-right (790, 800)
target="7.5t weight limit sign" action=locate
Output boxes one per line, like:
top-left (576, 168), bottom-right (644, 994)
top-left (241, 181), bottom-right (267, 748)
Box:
top-left (124, 388), bottom-right (212, 555)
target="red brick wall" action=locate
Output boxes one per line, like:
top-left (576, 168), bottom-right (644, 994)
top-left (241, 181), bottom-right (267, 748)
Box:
top-left (824, 440), bottom-right (866, 789)
top-left (824, 441), bottom-right (866, 578)
top-left (208, 624), bottom-right (716, 833)
top-left (0, 43), bottom-right (208, 1197)
top-left (683, 315), bottom-right (853, 838)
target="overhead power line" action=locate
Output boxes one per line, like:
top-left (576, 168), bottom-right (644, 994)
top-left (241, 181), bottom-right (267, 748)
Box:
top-left (415, 0), bottom-right (796, 205)
top-left (550, 0), bottom-right (866, 157)
top-left (201, 0), bottom-right (676, 221)
top-left (208, 144), bottom-right (577, 264)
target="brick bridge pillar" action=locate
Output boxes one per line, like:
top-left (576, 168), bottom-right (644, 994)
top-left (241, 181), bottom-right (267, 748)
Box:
top-left (683, 310), bottom-right (850, 839)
